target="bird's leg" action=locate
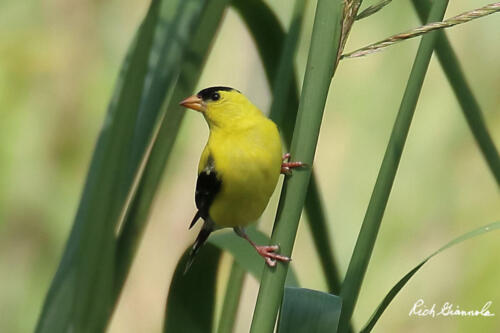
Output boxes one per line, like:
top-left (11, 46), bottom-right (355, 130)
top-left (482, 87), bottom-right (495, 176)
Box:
top-left (281, 153), bottom-right (306, 175)
top-left (234, 227), bottom-right (291, 267)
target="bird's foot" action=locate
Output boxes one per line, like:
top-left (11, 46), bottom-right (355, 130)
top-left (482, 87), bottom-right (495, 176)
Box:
top-left (281, 153), bottom-right (306, 175)
top-left (255, 245), bottom-right (291, 267)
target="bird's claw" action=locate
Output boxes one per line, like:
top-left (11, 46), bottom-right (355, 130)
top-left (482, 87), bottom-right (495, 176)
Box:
top-left (281, 153), bottom-right (307, 175)
top-left (281, 166), bottom-right (293, 175)
top-left (256, 245), bottom-right (291, 267)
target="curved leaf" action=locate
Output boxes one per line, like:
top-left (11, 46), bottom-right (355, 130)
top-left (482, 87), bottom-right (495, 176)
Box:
top-left (35, 1), bottom-right (163, 331)
top-left (36, 0), bottom-right (212, 332)
top-left (164, 228), bottom-right (300, 332)
top-left (164, 244), bottom-right (222, 333)
top-left (360, 221), bottom-right (500, 333)
top-left (278, 287), bottom-right (342, 333)
top-left (114, 0), bottom-right (229, 302)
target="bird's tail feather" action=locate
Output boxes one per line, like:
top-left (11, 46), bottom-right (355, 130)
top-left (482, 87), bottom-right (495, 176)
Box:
top-left (189, 210), bottom-right (201, 229)
top-left (184, 220), bottom-right (213, 274)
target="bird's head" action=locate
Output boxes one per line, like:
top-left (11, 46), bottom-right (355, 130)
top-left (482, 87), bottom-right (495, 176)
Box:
top-left (180, 86), bottom-right (262, 129)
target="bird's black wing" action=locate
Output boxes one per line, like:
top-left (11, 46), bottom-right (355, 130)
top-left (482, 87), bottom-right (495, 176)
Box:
top-left (189, 155), bottom-right (222, 228)
top-left (185, 156), bottom-right (221, 273)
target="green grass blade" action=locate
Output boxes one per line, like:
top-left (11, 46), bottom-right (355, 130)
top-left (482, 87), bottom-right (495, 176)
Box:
top-left (164, 228), bottom-right (300, 332)
top-left (360, 221), bottom-right (500, 333)
top-left (231, 0), bottom-right (281, 83)
top-left (234, 0), bottom-right (341, 294)
top-left (165, 228), bottom-right (300, 332)
top-left (356, 0), bottom-right (393, 21)
top-left (267, 0), bottom-right (306, 130)
top-left (36, 0), bottom-right (211, 331)
top-left (337, 1), bottom-right (450, 332)
top-left (123, 0), bottom-right (211, 181)
top-left (35, 2), bottom-right (162, 331)
top-left (216, 263), bottom-right (246, 333)
top-left (249, 1), bottom-right (344, 331)
top-left (209, 228), bottom-right (300, 286)
top-left (411, 0), bottom-right (500, 186)
top-left (305, 178), bottom-right (342, 293)
top-left (74, 1), bottom-right (208, 330)
top-left (164, 244), bottom-right (221, 333)
top-left (278, 288), bottom-right (342, 333)
top-left (114, 0), bottom-right (229, 302)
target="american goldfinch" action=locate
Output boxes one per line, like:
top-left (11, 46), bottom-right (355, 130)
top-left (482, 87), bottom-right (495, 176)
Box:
top-left (180, 86), bottom-right (304, 270)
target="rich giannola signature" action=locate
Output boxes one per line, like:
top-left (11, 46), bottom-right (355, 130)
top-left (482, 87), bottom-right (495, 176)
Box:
top-left (409, 299), bottom-right (495, 318)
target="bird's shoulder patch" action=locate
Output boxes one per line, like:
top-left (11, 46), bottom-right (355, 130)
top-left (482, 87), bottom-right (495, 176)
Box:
top-left (195, 155), bottom-right (222, 219)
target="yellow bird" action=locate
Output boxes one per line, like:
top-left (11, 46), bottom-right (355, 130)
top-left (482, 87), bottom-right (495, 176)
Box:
top-left (180, 86), bottom-right (303, 270)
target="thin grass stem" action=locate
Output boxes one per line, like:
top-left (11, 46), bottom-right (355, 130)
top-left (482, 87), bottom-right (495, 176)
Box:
top-left (337, 0), bottom-right (450, 331)
top-left (234, 0), bottom-right (343, 295)
top-left (411, 0), bottom-right (500, 186)
top-left (343, 2), bottom-right (500, 59)
top-left (216, 263), bottom-right (246, 333)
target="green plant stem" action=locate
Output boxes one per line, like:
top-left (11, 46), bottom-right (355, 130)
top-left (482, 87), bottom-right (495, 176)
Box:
top-left (217, 263), bottom-right (246, 333)
top-left (411, 0), bottom-right (500, 186)
top-left (267, 0), bottom-right (341, 294)
top-left (305, 178), bottom-right (342, 293)
top-left (216, 1), bottom-right (309, 330)
top-left (249, 1), bottom-right (344, 332)
top-left (268, 0), bottom-right (306, 130)
top-left (219, 1), bottom-right (343, 326)
top-left (337, 1), bottom-right (450, 332)
top-left (234, 0), bottom-right (342, 295)
top-left (344, 3), bottom-right (500, 59)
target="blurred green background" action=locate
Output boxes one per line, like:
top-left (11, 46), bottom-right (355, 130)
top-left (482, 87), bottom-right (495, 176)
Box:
top-left (0, 0), bottom-right (498, 332)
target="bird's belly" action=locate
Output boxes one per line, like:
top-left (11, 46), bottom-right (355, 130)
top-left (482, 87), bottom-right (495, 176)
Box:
top-left (209, 145), bottom-right (281, 227)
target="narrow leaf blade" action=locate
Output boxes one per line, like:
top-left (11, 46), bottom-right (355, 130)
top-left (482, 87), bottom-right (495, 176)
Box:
top-left (35, 1), bottom-right (163, 331)
top-left (360, 221), bottom-right (500, 333)
top-left (164, 244), bottom-right (221, 333)
top-left (114, 0), bottom-right (230, 302)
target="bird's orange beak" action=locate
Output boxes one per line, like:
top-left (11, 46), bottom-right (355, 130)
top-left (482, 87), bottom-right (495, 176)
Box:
top-left (179, 95), bottom-right (206, 112)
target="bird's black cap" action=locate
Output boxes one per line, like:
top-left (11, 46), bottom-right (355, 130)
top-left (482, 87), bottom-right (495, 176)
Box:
top-left (197, 86), bottom-right (240, 101)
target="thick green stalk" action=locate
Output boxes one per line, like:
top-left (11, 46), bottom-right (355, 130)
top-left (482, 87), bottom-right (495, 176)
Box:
top-left (234, 0), bottom-right (342, 295)
top-left (219, 1), bottom-right (342, 328)
top-left (216, 2), bottom-right (308, 331)
top-left (216, 263), bottom-right (246, 333)
top-left (266, 0), bottom-right (341, 293)
top-left (249, 1), bottom-right (344, 332)
top-left (411, 0), bottom-right (500, 186)
top-left (337, 1), bottom-right (449, 332)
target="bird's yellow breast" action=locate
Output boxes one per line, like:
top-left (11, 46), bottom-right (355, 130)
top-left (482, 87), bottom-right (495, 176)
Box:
top-left (199, 117), bottom-right (282, 227)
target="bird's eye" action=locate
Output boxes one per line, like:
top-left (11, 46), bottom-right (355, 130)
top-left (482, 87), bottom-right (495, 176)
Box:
top-left (211, 92), bottom-right (220, 101)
